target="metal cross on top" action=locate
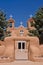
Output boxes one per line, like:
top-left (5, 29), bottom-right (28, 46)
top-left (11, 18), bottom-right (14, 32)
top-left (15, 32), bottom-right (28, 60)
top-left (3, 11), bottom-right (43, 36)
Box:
top-left (29, 14), bottom-right (33, 18)
top-left (20, 21), bottom-right (23, 26)
top-left (10, 15), bottom-right (13, 18)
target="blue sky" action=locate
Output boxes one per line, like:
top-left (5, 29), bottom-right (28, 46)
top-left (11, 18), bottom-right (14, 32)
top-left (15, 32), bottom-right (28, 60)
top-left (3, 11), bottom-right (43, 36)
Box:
top-left (0, 0), bottom-right (43, 27)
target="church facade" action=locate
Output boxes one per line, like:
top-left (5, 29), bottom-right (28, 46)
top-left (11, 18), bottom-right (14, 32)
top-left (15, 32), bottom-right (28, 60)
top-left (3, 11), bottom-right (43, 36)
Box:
top-left (0, 17), bottom-right (43, 62)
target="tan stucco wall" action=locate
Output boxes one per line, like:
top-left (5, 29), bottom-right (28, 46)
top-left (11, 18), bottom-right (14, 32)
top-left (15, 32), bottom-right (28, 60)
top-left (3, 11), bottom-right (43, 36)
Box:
top-left (0, 35), bottom-right (43, 62)
top-left (40, 45), bottom-right (43, 56)
top-left (0, 18), bottom-right (43, 62)
top-left (4, 37), bottom-right (14, 58)
top-left (10, 26), bottom-right (28, 36)
top-left (29, 37), bottom-right (39, 46)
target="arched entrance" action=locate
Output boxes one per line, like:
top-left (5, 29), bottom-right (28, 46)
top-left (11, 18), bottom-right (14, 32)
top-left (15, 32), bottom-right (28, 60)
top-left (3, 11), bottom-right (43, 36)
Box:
top-left (15, 41), bottom-right (28, 60)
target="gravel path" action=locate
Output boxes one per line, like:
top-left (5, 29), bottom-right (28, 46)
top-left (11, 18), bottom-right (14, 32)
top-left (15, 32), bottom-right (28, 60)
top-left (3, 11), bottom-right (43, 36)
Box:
top-left (0, 61), bottom-right (43, 65)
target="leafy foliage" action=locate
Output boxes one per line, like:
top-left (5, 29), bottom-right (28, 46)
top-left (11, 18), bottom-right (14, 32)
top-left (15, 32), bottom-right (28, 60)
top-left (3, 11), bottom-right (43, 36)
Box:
top-left (29, 8), bottom-right (43, 44)
top-left (0, 10), bottom-right (7, 40)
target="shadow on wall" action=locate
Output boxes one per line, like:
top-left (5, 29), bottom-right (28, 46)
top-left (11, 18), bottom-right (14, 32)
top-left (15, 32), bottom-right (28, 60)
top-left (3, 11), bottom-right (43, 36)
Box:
top-left (39, 33), bottom-right (43, 45)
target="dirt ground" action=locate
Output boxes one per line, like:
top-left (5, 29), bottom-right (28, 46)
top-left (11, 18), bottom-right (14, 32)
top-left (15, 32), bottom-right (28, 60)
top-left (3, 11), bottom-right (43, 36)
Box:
top-left (0, 60), bottom-right (43, 65)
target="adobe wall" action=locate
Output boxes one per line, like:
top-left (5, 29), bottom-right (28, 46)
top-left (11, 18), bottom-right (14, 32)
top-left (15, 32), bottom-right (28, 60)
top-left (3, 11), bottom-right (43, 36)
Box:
top-left (0, 37), bottom-right (15, 62)
top-left (0, 36), bottom-right (43, 62)
top-left (40, 45), bottom-right (43, 56)
top-left (28, 37), bottom-right (43, 62)
top-left (4, 37), bottom-right (15, 59)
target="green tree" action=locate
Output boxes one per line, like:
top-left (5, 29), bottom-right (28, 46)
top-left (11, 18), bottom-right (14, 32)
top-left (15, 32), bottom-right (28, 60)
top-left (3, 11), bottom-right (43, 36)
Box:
top-left (29, 8), bottom-right (43, 44)
top-left (0, 10), bottom-right (7, 40)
